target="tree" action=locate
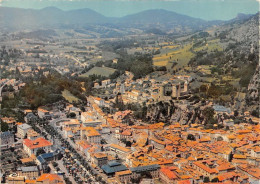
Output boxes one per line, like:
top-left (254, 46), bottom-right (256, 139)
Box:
top-left (203, 176), bottom-right (210, 183)
top-left (234, 110), bottom-right (239, 117)
top-left (202, 107), bottom-right (215, 121)
top-left (187, 134), bottom-right (196, 141)
top-left (68, 112), bottom-right (76, 118)
top-left (52, 162), bottom-right (58, 167)
top-left (126, 141), bottom-right (132, 147)
top-left (36, 148), bottom-right (46, 156)
top-left (211, 178), bottom-right (219, 182)
top-left (1, 121), bottom-right (9, 132)
top-left (217, 136), bottom-right (223, 141)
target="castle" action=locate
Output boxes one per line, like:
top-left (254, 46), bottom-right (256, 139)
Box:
top-left (158, 80), bottom-right (188, 101)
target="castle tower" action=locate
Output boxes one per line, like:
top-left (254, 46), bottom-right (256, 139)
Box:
top-left (184, 81), bottom-right (188, 92)
top-left (172, 85), bottom-right (178, 98)
top-left (159, 86), bottom-right (164, 98)
top-left (120, 84), bottom-right (125, 94)
top-left (177, 83), bottom-right (181, 97)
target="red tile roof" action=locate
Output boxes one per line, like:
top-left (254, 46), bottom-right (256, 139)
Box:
top-left (23, 137), bottom-right (52, 150)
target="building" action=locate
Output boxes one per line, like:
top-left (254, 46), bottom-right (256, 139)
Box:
top-left (81, 112), bottom-right (97, 123)
top-left (62, 119), bottom-right (81, 128)
top-left (23, 137), bottom-right (53, 156)
top-left (102, 79), bottom-right (111, 87)
top-left (7, 174), bottom-right (26, 184)
top-left (160, 167), bottom-right (178, 184)
top-left (108, 144), bottom-right (131, 156)
top-left (130, 164), bottom-right (161, 179)
top-left (0, 131), bottom-right (14, 148)
top-left (91, 152), bottom-right (108, 167)
top-left (27, 129), bottom-right (40, 140)
top-left (17, 123), bottom-right (32, 138)
top-left (101, 161), bottom-right (128, 176)
top-left (81, 127), bottom-right (101, 144)
top-left (113, 59), bottom-right (118, 64)
top-left (115, 170), bottom-right (132, 184)
top-left (37, 108), bottom-right (50, 119)
top-left (17, 166), bottom-right (41, 180)
top-left (193, 160), bottom-right (218, 180)
top-left (1, 117), bottom-right (16, 129)
top-left (36, 152), bottom-right (59, 165)
top-left (35, 173), bottom-right (63, 184)
top-left (82, 120), bottom-right (102, 128)
top-left (24, 113), bottom-right (37, 123)
top-left (93, 97), bottom-right (105, 107)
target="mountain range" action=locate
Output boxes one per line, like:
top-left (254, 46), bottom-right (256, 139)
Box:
top-left (0, 6), bottom-right (252, 33)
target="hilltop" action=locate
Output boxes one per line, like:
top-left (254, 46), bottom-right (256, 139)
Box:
top-left (0, 7), bottom-right (222, 34)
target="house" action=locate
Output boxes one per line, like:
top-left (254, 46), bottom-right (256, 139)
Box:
top-left (160, 167), bottom-right (178, 184)
top-left (1, 117), bottom-right (16, 129)
top-left (23, 137), bottom-right (53, 156)
top-left (193, 160), bottom-right (218, 180)
top-left (101, 124), bottom-right (110, 134)
top-left (102, 79), bottom-right (111, 87)
top-left (63, 127), bottom-right (81, 139)
top-left (17, 123), bottom-right (32, 138)
top-left (91, 152), bottom-right (108, 167)
top-left (93, 97), bottom-right (105, 107)
top-left (81, 111), bottom-right (97, 123)
top-left (213, 105), bottom-right (231, 114)
top-left (77, 140), bottom-right (91, 153)
top-left (24, 113), bottom-right (38, 123)
top-left (251, 146), bottom-right (260, 158)
top-left (68, 106), bottom-right (81, 117)
top-left (81, 127), bottom-right (101, 144)
top-left (108, 144), bottom-right (131, 156)
top-left (62, 119), bottom-right (80, 128)
top-left (27, 129), bottom-right (40, 140)
top-left (113, 59), bottom-right (118, 64)
top-left (37, 108), bottom-right (51, 119)
top-left (120, 130), bottom-right (132, 141)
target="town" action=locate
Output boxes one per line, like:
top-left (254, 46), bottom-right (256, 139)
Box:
top-left (0, 2), bottom-right (260, 184)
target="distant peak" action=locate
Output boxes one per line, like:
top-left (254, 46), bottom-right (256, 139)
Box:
top-left (235, 13), bottom-right (252, 19)
top-left (41, 6), bottom-right (62, 11)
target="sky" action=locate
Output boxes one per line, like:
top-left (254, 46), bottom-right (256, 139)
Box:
top-left (1, 0), bottom-right (259, 20)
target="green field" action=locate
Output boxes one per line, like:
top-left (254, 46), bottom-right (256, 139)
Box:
top-left (153, 43), bottom-right (194, 70)
top-left (80, 66), bottom-right (116, 77)
top-left (193, 39), bottom-right (223, 52)
top-left (153, 39), bottom-right (222, 70)
top-left (62, 90), bottom-right (80, 103)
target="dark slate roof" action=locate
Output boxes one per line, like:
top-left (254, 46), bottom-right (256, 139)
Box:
top-left (37, 155), bottom-right (45, 164)
top-left (18, 123), bottom-right (31, 130)
top-left (107, 161), bottom-right (121, 167)
top-left (37, 152), bottom-right (57, 164)
top-left (40, 152), bottom-right (57, 159)
top-left (213, 105), bottom-right (231, 114)
top-left (17, 166), bottom-right (38, 172)
top-left (101, 162), bottom-right (128, 174)
top-left (0, 131), bottom-right (13, 137)
top-left (130, 164), bottom-right (160, 173)
top-left (25, 113), bottom-right (37, 118)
